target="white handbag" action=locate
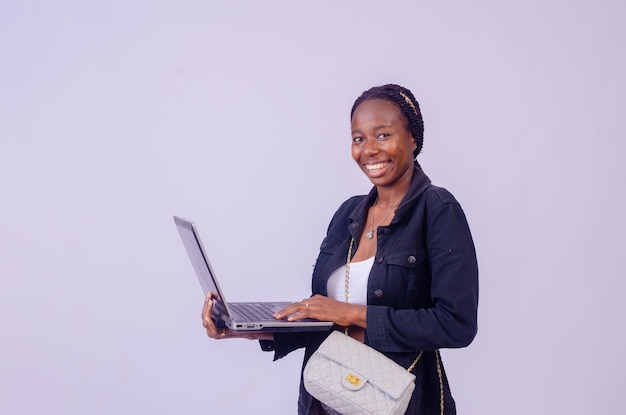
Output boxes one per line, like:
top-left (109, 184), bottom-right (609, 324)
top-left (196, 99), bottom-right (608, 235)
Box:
top-left (303, 330), bottom-right (421, 415)
top-left (303, 237), bottom-right (422, 414)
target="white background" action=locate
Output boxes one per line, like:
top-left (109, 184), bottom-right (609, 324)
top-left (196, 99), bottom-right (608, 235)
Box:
top-left (1, 1), bottom-right (625, 414)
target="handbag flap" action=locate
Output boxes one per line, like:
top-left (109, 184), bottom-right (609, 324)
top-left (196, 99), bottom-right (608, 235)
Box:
top-left (315, 331), bottom-right (416, 399)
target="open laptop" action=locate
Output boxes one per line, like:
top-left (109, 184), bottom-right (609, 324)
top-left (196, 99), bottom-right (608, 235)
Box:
top-left (174, 216), bottom-right (333, 332)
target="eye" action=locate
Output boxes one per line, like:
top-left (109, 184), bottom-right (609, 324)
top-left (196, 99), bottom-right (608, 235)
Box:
top-left (377, 133), bottom-right (390, 140)
top-left (352, 136), bottom-right (364, 143)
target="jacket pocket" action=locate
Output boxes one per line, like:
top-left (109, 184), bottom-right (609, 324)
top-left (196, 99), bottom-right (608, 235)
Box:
top-left (385, 246), bottom-right (430, 308)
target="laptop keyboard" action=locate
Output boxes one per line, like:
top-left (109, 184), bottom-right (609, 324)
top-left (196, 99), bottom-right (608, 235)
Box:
top-left (232, 302), bottom-right (278, 321)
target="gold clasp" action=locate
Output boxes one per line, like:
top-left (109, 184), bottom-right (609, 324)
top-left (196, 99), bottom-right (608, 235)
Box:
top-left (345, 373), bottom-right (361, 387)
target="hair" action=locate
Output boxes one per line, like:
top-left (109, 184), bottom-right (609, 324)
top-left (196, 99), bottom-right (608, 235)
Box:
top-left (350, 84), bottom-right (424, 164)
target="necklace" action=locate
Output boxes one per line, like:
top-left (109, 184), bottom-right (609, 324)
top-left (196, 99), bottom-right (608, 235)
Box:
top-left (366, 198), bottom-right (400, 239)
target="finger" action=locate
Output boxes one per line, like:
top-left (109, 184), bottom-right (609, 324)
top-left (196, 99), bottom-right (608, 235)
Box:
top-left (273, 302), bottom-right (298, 319)
top-left (287, 301), bottom-right (313, 321)
top-left (202, 300), bottom-right (216, 330)
top-left (201, 293), bottom-right (213, 317)
top-left (274, 301), bottom-right (308, 320)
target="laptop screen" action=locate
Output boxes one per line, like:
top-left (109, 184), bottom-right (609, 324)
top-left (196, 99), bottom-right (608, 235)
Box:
top-left (174, 216), bottom-right (231, 319)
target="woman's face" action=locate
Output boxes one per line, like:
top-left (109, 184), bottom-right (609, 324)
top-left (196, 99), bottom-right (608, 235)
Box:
top-left (351, 99), bottom-right (416, 189)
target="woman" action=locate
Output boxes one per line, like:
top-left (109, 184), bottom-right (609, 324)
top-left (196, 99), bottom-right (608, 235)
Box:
top-left (202, 84), bottom-right (479, 414)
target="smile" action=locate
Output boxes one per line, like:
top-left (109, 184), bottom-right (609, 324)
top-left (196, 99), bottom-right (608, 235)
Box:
top-left (365, 161), bottom-right (390, 172)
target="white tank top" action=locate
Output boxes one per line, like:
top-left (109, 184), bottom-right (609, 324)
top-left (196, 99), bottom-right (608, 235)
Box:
top-left (326, 256), bottom-right (374, 306)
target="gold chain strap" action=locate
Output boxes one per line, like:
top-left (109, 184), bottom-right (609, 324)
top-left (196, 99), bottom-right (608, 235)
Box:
top-left (435, 350), bottom-right (444, 415)
top-left (343, 238), bottom-right (354, 335)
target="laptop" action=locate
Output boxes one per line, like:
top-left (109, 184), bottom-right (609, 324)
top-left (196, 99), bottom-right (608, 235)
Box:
top-left (174, 216), bottom-right (333, 332)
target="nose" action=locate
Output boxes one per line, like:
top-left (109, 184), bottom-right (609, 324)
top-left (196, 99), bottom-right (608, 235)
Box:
top-left (362, 137), bottom-right (378, 156)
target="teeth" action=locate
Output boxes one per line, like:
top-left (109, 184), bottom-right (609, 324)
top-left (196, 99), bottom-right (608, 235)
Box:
top-left (366, 162), bottom-right (388, 171)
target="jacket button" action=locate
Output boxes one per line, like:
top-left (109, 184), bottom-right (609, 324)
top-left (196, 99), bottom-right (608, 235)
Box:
top-left (374, 289), bottom-right (384, 298)
top-left (406, 255), bottom-right (416, 264)
top-left (376, 256), bottom-right (384, 263)
top-left (383, 228), bottom-right (392, 235)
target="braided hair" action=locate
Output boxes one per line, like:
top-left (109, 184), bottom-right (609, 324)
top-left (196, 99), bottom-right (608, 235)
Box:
top-left (350, 84), bottom-right (424, 165)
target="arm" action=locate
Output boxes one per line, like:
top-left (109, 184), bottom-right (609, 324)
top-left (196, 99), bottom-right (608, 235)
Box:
top-left (273, 296), bottom-right (366, 327)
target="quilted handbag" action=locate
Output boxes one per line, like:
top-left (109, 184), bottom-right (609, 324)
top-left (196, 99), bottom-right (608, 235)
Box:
top-left (303, 330), bottom-right (421, 415)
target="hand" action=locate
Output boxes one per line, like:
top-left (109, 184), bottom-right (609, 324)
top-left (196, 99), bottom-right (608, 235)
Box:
top-left (273, 294), bottom-right (367, 328)
top-left (201, 292), bottom-right (230, 339)
top-left (201, 293), bottom-right (273, 341)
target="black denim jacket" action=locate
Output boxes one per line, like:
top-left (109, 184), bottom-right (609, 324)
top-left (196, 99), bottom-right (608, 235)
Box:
top-left (263, 166), bottom-right (479, 414)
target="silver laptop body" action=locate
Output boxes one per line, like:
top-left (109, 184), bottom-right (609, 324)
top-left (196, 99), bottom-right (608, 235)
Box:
top-left (174, 216), bottom-right (333, 332)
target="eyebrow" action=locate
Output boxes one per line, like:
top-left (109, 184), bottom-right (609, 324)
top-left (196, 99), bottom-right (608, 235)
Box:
top-left (351, 124), bottom-right (393, 134)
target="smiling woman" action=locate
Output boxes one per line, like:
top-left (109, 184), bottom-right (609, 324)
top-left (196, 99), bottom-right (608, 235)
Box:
top-left (201, 84), bottom-right (479, 415)
top-left (272, 85), bottom-right (478, 415)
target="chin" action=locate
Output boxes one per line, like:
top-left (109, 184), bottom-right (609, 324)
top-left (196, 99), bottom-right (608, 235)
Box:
top-left (364, 175), bottom-right (390, 187)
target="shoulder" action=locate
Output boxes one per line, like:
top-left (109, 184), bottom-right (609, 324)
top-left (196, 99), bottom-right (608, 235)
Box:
top-left (419, 185), bottom-right (473, 233)
top-left (421, 185), bottom-right (460, 207)
top-left (335, 195), bottom-right (366, 216)
top-left (409, 185), bottom-right (469, 226)
top-left (324, 195), bottom-right (366, 235)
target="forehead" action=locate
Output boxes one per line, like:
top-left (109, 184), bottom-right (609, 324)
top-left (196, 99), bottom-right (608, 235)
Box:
top-left (351, 99), bottom-right (407, 129)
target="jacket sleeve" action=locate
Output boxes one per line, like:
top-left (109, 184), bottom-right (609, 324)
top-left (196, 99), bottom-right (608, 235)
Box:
top-left (366, 191), bottom-right (479, 352)
top-left (258, 332), bottom-right (309, 361)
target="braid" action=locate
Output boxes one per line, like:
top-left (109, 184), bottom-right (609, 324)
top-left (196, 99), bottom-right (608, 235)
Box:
top-left (350, 84), bottom-right (425, 164)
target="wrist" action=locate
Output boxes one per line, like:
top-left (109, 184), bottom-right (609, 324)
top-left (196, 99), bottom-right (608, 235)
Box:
top-left (348, 304), bottom-right (368, 328)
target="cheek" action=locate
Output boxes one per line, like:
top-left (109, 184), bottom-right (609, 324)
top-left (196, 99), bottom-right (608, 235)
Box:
top-left (400, 139), bottom-right (416, 161)
top-left (351, 145), bottom-right (360, 162)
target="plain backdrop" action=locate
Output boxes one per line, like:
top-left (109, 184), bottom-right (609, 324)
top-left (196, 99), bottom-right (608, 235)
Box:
top-left (1, 1), bottom-right (625, 414)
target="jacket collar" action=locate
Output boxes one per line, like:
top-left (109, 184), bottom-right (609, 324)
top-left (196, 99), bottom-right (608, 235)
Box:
top-left (348, 165), bottom-right (432, 239)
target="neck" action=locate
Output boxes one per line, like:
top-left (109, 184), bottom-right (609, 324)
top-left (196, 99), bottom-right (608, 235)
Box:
top-left (374, 167), bottom-right (414, 207)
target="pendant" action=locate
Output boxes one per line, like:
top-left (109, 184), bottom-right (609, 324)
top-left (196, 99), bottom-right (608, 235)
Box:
top-left (366, 231), bottom-right (374, 239)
